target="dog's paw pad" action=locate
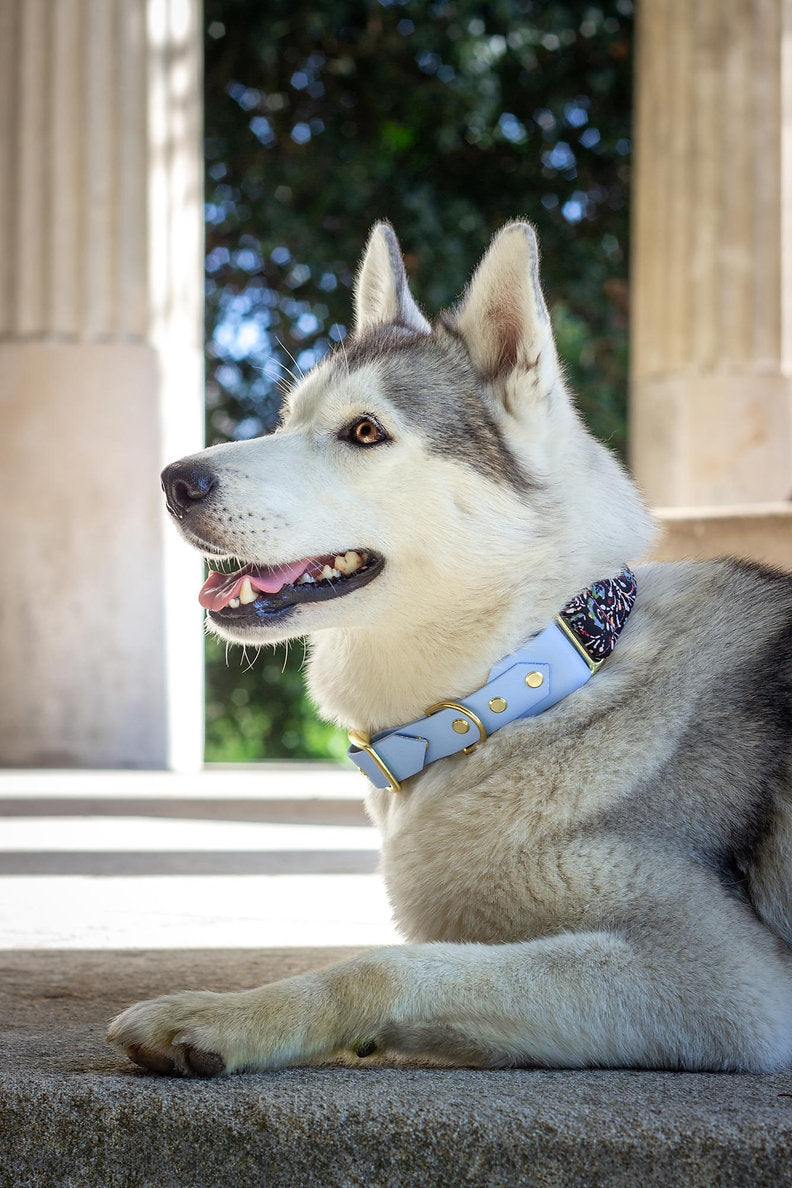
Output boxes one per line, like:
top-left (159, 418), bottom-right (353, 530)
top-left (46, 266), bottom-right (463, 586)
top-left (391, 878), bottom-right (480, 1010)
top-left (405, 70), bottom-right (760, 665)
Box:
top-left (173, 1033), bottom-right (227, 1077)
top-left (126, 1042), bottom-right (177, 1076)
top-left (184, 1045), bottom-right (226, 1077)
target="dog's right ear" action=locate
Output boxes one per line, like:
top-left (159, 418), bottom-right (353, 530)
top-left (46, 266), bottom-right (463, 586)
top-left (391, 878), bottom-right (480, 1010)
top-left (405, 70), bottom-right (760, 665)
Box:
top-left (354, 223), bottom-right (431, 336)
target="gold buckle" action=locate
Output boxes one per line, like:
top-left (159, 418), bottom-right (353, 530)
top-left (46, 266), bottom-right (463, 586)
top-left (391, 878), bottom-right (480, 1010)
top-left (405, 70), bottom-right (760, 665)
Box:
top-left (423, 700), bottom-right (488, 755)
top-left (348, 729), bottom-right (402, 794)
top-left (553, 614), bottom-right (606, 672)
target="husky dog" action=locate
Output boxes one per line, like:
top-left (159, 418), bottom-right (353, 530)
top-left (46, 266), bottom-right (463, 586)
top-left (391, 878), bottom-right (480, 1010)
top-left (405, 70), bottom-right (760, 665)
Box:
top-left (109, 222), bottom-right (792, 1077)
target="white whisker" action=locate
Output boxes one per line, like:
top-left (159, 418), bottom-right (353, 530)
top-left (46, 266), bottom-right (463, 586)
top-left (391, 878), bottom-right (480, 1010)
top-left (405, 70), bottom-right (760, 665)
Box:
top-left (275, 338), bottom-right (305, 381)
top-left (241, 644), bottom-right (260, 675)
top-left (262, 356), bottom-right (299, 394)
top-left (335, 326), bottom-right (350, 377)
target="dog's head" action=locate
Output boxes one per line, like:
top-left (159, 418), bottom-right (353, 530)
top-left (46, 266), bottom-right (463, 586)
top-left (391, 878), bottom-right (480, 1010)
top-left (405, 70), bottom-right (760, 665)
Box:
top-left (163, 222), bottom-right (653, 708)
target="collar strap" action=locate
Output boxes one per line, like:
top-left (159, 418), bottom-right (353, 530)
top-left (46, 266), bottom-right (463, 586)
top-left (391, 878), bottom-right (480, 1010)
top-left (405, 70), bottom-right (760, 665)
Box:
top-left (348, 567), bottom-right (636, 794)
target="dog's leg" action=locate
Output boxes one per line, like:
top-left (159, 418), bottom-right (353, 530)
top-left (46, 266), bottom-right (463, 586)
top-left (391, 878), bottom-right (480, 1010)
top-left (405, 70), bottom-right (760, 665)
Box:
top-left (107, 924), bottom-right (792, 1076)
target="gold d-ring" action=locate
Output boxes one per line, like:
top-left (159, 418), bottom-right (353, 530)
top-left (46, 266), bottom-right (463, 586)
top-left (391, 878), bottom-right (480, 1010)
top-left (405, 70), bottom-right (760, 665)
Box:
top-left (423, 700), bottom-right (488, 755)
top-left (348, 730), bottom-right (402, 794)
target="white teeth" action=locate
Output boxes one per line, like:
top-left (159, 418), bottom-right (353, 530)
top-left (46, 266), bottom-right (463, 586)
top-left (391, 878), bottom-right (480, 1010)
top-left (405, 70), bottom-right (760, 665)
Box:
top-left (297, 572), bottom-right (315, 585)
top-left (321, 564), bottom-right (342, 580)
top-left (228, 598), bottom-right (240, 608)
top-left (335, 550), bottom-right (364, 575)
top-left (238, 577), bottom-right (258, 605)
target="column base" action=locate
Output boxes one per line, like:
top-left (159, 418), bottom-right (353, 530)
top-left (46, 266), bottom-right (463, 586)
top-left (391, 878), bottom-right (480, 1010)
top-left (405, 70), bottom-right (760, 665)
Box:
top-left (631, 375), bottom-right (792, 507)
top-left (0, 342), bottom-right (203, 768)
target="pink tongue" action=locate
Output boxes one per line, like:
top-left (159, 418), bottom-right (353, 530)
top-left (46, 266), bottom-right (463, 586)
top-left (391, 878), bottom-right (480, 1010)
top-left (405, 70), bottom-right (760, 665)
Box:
top-left (199, 560), bottom-right (316, 611)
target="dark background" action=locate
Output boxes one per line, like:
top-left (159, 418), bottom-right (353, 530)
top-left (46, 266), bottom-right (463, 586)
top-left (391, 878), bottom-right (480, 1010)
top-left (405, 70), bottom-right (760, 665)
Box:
top-left (203, 0), bottom-right (634, 762)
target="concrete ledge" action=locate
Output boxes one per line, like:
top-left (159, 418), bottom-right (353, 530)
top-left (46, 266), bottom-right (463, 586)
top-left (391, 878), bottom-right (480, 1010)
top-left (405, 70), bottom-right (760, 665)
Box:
top-left (3, 950), bottom-right (792, 1187)
top-left (651, 502), bottom-right (792, 569)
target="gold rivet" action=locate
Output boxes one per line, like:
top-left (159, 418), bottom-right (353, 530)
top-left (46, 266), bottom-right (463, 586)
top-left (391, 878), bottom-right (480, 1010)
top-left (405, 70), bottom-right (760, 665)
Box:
top-left (488, 696), bottom-right (507, 713)
top-left (525, 671), bottom-right (544, 688)
top-left (452, 718), bottom-right (470, 734)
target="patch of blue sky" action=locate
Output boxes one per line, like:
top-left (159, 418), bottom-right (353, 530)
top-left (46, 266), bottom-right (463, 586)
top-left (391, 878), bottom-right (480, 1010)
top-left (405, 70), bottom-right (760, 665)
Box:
top-left (206, 246), bottom-right (231, 272)
top-left (215, 362), bottom-right (242, 391)
top-left (250, 116), bottom-right (276, 147)
top-left (293, 312), bottom-right (320, 339)
top-left (233, 416), bottom-right (264, 440)
top-left (291, 122), bottom-right (312, 144)
top-left (296, 348), bottom-right (321, 372)
top-left (227, 82), bottom-right (260, 111)
top-left (543, 141), bottom-right (576, 171)
top-left (564, 103), bottom-right (588, 128)
top-left (562, 191), bottom-right (589, 223)
top-left (213, 311), bottom-right (271, 361)
top-left (498, 112), bottom-right (527, 144)
top-left (234, 248), bottom-right (262, 272)
top-left (279, 295), bottom-right (312, 320)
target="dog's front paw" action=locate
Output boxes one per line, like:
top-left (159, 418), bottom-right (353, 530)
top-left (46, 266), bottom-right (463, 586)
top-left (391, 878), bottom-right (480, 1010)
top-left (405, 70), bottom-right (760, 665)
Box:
top-left (107, 990), bottom-right (248, 1077)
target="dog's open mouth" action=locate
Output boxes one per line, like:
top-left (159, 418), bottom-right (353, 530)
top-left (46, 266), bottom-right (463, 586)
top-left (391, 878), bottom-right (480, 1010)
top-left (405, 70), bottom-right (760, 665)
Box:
top-left (199, 549), bottom-right (384, 622)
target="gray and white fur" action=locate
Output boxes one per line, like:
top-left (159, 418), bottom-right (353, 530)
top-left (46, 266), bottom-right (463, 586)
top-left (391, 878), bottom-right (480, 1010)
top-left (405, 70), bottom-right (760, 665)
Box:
top-left (109, 221), bottom-right (792, 1077)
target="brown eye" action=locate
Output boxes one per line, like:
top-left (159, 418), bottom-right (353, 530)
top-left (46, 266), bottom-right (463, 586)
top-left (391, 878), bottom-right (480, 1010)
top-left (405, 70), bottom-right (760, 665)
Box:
top-left (345, 416), bottom-right (389, 447)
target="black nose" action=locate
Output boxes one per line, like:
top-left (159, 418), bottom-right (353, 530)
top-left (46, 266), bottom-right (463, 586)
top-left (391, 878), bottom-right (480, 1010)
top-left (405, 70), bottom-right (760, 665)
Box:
top-left (161, 459), bottom-right (218, 518)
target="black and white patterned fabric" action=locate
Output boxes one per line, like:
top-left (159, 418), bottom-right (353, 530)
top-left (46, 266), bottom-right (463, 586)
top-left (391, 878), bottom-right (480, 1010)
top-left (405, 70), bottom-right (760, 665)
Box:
top-left (559, 566), bottom-right (637, 663)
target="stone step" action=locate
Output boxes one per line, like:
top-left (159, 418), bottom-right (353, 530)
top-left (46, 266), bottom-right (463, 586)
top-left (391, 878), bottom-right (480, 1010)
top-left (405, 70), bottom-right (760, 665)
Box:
top-left (0, 768), bottom-right (394, 950)
top-left (0, 764), bottom-right (367, 802)
top-left (2, 949), bottom-right (792, 1187)
top-left (3, 761), bottom-right (792, 1186)
top-left (652, 501), bottom-right (792, 568)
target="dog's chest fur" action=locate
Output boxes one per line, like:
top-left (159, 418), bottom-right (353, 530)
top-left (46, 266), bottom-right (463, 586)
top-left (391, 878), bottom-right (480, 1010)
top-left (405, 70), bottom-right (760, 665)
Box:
top-left (365, 560), bottom-right (792, 948)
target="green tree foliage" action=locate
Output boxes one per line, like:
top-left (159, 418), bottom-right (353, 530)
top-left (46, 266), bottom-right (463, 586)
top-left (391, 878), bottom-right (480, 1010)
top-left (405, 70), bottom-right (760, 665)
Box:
top-left (203, 0), bottom-right (634, 762)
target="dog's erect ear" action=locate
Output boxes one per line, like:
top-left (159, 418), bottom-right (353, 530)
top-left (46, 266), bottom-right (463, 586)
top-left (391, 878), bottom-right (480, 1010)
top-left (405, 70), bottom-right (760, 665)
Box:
top-left (450, 222), bottom-right (559, 391)
top-left (354, 222), bottom-right (431, 336)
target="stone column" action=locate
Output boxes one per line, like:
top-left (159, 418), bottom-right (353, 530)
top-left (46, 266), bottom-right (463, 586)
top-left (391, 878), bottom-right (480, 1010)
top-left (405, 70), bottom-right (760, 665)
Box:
top-left (631, 0), bottom-right (792, 508)
top-left (0, 0), bottom-right (204, 768)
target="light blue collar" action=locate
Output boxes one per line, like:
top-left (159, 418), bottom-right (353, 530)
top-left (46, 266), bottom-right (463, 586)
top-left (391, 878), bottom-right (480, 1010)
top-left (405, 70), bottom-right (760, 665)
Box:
top-left (347, 568), bottom-right (636, 793)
